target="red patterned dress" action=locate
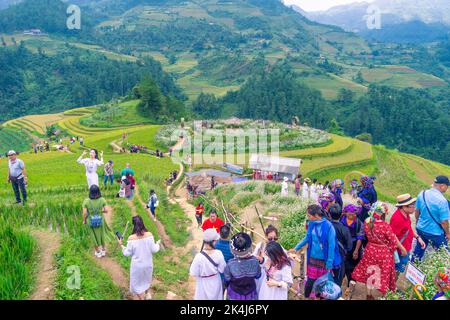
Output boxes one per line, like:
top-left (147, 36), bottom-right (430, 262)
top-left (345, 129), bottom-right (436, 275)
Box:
top-left (352, 220), bottom-right (397, 294)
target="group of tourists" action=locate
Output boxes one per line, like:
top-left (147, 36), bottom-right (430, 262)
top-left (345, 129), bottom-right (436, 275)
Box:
top-left (252, 170), bottom-right (282, 182)
top-left (190, 174), bottom-right (449, 300)
top-left (190, 223), bottom-right (293, 300)
top-left (33, 141), bottom-right (50, 153)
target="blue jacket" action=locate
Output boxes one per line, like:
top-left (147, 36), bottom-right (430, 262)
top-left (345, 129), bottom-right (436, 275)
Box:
top-left (215, 239), bottom-right (233, 263)
top-left (295, 219), bottom-right (341, 270)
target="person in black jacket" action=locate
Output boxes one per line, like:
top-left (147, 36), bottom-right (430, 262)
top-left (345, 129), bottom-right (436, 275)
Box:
top-left (329, 204), bottom-right (353, 287)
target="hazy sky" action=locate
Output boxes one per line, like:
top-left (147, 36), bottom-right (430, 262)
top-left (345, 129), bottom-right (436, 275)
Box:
top-left (283, 0), bottom-right (375, 12)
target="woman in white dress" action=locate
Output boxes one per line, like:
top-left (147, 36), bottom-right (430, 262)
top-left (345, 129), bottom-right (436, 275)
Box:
top-left (258, 241), bottom-right (293, 300)
top-left (190, 228), bottom-right (226, 300)
top-left (77, 149), bottom-right (104, 188)
top-left (281, 177), bottom-right (289, 196)
top-left (310, 178), bottom-right (318, 202)
top-left (119, 215), bottom-right (161, 300)
top-left (302, 178), bottom-right (311, 199)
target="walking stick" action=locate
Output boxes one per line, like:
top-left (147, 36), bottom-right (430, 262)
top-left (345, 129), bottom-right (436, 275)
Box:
top-left (254, 206), bottom-right (265, 233)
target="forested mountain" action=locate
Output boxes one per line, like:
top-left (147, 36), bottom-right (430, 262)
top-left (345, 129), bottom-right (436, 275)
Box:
top-left (0, 0), bottom-right (449, 165)
top-left (0, 43), bottom-right (183, 122)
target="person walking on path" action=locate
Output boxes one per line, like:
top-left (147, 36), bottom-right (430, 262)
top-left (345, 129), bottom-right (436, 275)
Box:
top-left (77, 149), bottom-right (104, 188)
top-left (330, 179), bottom-right (344, 209)
top-left (340, 204), bottom-right (365, 288)
top-left (119, 215), bottom-right (161, 300)
top-left (121, 163), bottom-right (135, 177)
top-left (390, 194), bottom-right (426, 274)
top-left (357, 175), bottom-right (378, 222)
top-left (302, 178), bottom-right (311, 200)
top-left (128, 173), bottom-right (136, 199)
top-left (6, 150), bottom-right (28, 205)
top-left (224, 232), bottom-right (261, 300)
top-left (201, 210), bottom-right (225, 233)
top-left (318, 192), bottom-right (336, 220)
top-left (281, 177), bottom-right (289, 196)
top-left (310, 179), bottom-right (318, 202)
top-left (253, 225), bottom-right (286, 294)
top-left (291, 204), bottom-right (341, 299)
top-left (258, 241), bottom-right (293, 300)
top-left (329, 204), bottom-right (353, 287)
top-left (82, 185), bottom-right (112, 258)
top-left (103, 160), bottom-right (114, 187)
top-left (295, 175), bottom-right (301, 196)
top-left (195, 202), bottom-right (205, 228)
top-left (146, 190), bottom-right (158, 221)
top-left (351, 202), bottom-right (407, 299)
top-left (190, 228), bottom-right (226, 300)
top-left (412, 176), bottom-right (450, 261)
top-left (215, 224), bottom-right (233, 263)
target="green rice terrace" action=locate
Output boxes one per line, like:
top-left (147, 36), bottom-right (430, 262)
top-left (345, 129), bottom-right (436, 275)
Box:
top-left (0, 101), bottom-right (449, 300)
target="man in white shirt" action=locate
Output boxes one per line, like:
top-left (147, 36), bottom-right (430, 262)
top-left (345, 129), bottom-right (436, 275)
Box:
top-left (6, 150), bottom-right (28, 204)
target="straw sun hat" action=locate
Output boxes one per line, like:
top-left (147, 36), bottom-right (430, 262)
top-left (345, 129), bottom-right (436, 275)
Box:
top-left (395, 194), bottom-right (417, 207)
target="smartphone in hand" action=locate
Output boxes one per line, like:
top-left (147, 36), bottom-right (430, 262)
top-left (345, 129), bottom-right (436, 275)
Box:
top-left (115, 231), bottom-right (123, 240)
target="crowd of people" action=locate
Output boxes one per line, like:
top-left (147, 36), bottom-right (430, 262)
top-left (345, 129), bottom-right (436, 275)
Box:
top-left (4, 146), bottom-right (449, 300)
top-left (190, 174), bottom-right (450, 300)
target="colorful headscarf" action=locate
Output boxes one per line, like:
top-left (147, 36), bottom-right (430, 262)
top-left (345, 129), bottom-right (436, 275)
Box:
top-left (343, 204), bottom-right (362, 215)
top-left (318, 192), bottom-right (336, 210)
top-left (435, 268), bottom-right (450, 290)
top-left (331, 179), bottom-right (344, 190)
top-left (360, 175), bottom-right (374, 188)
top-left (367, 201), bottom-right (389, 221)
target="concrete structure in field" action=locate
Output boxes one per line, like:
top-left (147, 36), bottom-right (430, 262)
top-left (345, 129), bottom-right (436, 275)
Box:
top-left (249, 154), bottom-right (302, 181)
top-left (23, 29), bottom-right (46, 36)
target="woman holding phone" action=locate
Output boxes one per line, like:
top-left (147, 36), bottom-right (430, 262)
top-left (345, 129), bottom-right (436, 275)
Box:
top-left (118, 215), bottom-right (161, 300)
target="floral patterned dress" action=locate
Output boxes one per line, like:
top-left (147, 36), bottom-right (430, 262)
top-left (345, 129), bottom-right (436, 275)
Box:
top-left (352, 220), bottom-right (397, 294)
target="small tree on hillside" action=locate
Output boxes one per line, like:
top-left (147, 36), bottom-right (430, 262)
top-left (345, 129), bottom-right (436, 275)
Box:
top-left (137, 75), bottom-right (163, 119)
top-left (328, 118), bottom-right (344, 135)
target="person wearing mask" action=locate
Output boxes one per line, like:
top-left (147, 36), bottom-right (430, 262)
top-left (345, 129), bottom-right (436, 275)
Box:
top-left (201, 210), bottom-right (225, 233)
top-left (357, 175), bottom-right (378, 222)
top-left (6, 150), bottom-right (28, 205)
top-left (412, 176), bottom-right (450, 261)
top-left (290, 204), bottom-right (341, 299)
top-left (119, 215), bottom-right (160, 300)
top-left (352, 202), bottom-right (407, 300)
top-left (253, 225), bottom-right (286, 294)
top-left (190, 229), bottom-right (226, 300)
top-left (77, 149), bottom-right (104, 188)
top-left (83, 185), bottom-right (110, 258)
top-left (329, 204), bottom-right (353, 287)
top-left (224, 232), bottom-right (261, 300)
top-left (340, 204), bottom-right (365, 289)
top-left (258, 241), bottom-right (293, 300)
top-left (195, 202), bottom-right (205, 228)
top-left (215, 224), bottom-right (233, 263)
top-left (390, 194), bottom-right (426, 274)
top-left (103, 160), bottom-right (114, 187)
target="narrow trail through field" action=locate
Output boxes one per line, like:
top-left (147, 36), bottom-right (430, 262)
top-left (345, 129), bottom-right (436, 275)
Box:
top-left (134, 186), bottom-right (173, 249)
top-left (30, 230), bottom-right (61, 300)
top-left (169, 160), bottom-right (203, 299)
top-left (91, 205), bottom-right (132, 300)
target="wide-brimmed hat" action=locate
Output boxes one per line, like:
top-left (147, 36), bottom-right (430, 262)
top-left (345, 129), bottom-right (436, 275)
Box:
top-left (304, 178), bottom-right (311, 183)
top-left (395, 194), bottom-right (417, 207)
top-left (283, 177), bottom-right (289, 182)
top-left (203, 228), bottom-right (220, 242)
top-left (230, 232), bottom-right (252, 258)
